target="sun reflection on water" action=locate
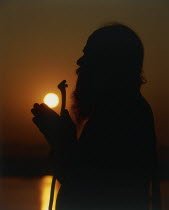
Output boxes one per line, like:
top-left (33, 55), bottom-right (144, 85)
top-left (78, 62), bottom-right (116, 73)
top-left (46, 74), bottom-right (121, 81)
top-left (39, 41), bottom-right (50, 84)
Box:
top-left (40, 176), bottom-right (61, 210)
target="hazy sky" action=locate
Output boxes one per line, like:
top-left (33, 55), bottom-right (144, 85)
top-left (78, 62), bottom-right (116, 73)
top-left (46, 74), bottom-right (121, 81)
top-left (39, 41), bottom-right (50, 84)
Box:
top-left (1, 0), bottom-right (169, 157)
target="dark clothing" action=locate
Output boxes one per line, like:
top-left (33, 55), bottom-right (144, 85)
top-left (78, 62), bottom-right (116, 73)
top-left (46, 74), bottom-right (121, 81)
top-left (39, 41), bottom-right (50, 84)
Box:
top-left (53, 92), bottom-right (155, 210)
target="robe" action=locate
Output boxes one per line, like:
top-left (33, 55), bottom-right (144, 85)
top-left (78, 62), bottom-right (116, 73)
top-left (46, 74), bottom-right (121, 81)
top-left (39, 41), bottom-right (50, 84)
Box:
top-left (52, 91), bottom-right (155, 210)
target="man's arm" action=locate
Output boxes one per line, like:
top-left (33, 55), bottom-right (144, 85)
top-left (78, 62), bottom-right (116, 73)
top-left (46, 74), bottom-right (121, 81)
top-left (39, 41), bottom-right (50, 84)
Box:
top-left (31, 103), bottom-right (77, 183)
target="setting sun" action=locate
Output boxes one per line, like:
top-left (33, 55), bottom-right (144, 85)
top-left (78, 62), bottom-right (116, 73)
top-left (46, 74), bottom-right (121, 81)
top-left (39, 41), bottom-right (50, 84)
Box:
top-left (43, 93), bottom-right (59, 108)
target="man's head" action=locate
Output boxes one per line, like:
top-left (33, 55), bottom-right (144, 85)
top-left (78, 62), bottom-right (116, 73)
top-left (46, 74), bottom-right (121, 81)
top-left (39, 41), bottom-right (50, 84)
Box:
top-left (71, 23), bottom-right (145, 123)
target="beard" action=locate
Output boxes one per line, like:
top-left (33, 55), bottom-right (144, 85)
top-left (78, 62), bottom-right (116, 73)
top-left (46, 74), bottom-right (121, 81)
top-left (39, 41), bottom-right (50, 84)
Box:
top-left (71, 73), bottom-right (94, 125)
top-left (71, 87), bottom-right (91, 125)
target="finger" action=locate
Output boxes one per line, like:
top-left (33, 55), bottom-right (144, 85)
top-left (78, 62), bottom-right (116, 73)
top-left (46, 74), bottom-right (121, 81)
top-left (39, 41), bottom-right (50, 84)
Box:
top-left (33, 103), bottom-right (45, 115)
top-left (39, 103), bottom-right (53, 117)
top-left (40, 103), bottom-right (60, 118)
top-left (33, 103), bottom-right (41, 110)
top-left (32, 117), bottom-right (40, 127)
top-left (40, 103), bottom-right (51, 110)
top-left (31, 108), bottom-right (39, 117)
top-left (32, 117), bottom-right (46, 132)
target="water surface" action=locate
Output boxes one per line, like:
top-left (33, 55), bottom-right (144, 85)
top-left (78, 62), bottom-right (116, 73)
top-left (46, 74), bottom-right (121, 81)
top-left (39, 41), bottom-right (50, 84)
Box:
top-left (0, 176), bottom-right (168, 210)
top-left (0, 176), bottom-right (60, 210)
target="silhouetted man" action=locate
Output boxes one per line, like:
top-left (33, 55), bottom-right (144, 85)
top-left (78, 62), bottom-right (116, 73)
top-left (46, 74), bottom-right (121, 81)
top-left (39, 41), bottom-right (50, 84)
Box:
top-left (31, 23), bottom-right (157, 210)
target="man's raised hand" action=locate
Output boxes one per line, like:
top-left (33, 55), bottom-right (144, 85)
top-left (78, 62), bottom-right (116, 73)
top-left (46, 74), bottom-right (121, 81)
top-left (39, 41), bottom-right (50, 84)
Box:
top-left (31, 103), bottom-right (76, 148)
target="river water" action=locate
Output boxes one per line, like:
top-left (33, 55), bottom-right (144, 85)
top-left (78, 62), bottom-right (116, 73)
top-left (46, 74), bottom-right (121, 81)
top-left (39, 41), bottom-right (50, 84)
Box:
top-left (0, 176), bottom-right (168, 210)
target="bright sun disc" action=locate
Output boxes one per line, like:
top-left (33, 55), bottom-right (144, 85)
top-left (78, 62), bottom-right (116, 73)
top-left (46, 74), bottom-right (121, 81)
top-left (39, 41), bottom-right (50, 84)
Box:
top-left (43, 93), bottom-right (59, 108)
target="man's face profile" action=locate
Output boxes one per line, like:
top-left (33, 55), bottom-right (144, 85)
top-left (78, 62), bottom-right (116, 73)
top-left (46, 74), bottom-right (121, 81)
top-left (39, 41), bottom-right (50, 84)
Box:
top-left (71, 24), bottom-right (144, 124)
top-left (71, 41), bottom-right (96, 124)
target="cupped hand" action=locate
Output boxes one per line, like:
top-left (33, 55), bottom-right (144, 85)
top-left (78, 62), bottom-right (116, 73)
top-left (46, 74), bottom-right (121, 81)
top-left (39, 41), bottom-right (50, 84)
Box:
top-left (31, 103), bottom-right (76, 148)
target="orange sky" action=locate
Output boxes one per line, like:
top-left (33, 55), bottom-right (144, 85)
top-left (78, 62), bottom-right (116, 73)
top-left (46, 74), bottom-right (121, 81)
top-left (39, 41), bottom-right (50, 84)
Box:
top-left (1, 0), bottom-right (169, 157)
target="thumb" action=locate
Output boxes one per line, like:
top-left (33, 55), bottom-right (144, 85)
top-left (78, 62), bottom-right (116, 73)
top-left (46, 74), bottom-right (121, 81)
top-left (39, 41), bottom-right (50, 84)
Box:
top-left (61, 109), bottom-right (70, 119)
top-left (61, 109), bottom-right (75, 126)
